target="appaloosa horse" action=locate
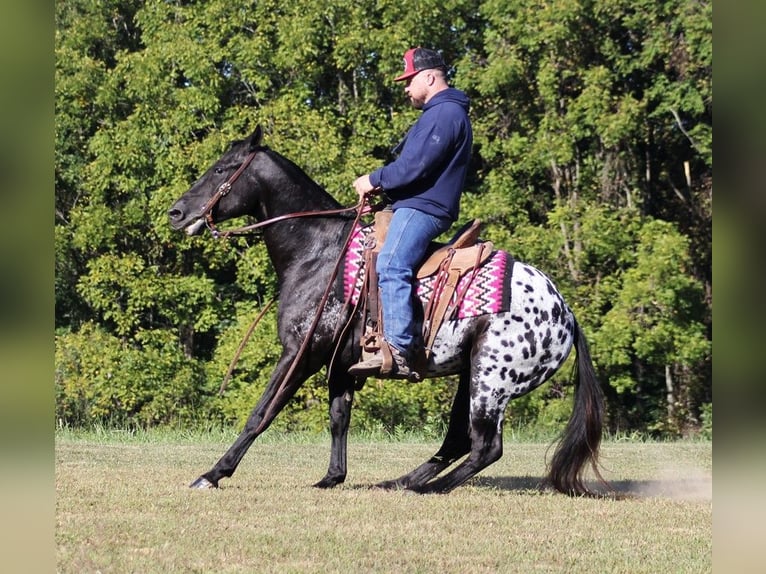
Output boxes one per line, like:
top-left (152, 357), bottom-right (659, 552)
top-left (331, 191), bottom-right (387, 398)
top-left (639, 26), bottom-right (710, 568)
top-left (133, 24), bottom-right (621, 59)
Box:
top-left (168, 125), bottom-right (607, 495)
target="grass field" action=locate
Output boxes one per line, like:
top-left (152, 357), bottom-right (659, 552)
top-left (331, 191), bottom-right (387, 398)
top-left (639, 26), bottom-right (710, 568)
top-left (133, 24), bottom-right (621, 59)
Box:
top-left (56, 430), bottom-right (711, 573)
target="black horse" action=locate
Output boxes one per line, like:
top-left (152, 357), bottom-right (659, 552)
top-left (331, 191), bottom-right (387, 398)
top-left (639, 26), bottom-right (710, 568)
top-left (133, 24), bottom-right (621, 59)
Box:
top-left (168, 125), bottom-right (607, 495)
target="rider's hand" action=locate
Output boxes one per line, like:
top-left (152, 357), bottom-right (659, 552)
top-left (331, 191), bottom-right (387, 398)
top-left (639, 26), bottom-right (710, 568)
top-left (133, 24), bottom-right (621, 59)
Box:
top-left (352, 174), bottom-right (374, 202)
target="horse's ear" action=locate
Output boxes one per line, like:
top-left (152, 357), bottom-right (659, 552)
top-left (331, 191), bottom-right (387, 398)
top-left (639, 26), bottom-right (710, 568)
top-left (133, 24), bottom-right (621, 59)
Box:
top-left (248, 125), bottom-right (263, 151)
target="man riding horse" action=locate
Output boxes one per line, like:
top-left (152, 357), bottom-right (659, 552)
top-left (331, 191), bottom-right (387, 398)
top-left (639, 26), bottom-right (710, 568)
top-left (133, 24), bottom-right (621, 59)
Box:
top-left (348, 47), bottom-right (473, 381)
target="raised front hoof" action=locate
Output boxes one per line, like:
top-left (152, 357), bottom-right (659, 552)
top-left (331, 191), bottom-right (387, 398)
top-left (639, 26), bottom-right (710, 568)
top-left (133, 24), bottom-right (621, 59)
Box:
top-left (189, 476), bottom-right (217, 489)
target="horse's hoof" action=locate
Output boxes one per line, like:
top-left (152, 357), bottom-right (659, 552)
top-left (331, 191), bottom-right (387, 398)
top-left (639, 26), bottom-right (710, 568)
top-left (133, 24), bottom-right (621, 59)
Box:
top-left (313, 476), bottom-right (342, 489)
top-left (189, 476), bottom-right (217, 489)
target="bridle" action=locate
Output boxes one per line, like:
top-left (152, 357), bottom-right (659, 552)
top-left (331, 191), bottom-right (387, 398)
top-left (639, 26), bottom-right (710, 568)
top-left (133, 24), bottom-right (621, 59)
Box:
top-left (197, 150), bottom-right (257, 236)
top-left (196, 149), bottom-right (360, 238)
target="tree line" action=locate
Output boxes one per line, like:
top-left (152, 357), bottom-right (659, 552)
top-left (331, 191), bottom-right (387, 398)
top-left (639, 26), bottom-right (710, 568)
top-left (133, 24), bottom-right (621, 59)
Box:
top-left (55, 0), bottom-right (712, 436)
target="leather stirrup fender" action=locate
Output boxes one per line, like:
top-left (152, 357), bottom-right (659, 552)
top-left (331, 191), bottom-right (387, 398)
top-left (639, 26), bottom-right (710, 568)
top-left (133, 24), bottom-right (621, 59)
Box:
top-left (379, 340), bottom-right (395, 375)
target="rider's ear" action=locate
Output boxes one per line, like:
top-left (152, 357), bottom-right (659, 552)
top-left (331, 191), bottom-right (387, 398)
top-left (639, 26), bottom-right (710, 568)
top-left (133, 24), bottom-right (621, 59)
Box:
top-left (248, 125), bottom-right (263, 151)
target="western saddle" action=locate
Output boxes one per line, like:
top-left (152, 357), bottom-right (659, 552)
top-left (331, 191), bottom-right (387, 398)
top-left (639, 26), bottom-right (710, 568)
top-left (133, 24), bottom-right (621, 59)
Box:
top-left (357, 210), bottom-right (494, 379)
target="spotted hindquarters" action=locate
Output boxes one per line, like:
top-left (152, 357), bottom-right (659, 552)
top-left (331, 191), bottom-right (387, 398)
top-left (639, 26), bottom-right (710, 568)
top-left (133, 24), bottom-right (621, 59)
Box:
top-left (472, 262), bottom-right (576, 403)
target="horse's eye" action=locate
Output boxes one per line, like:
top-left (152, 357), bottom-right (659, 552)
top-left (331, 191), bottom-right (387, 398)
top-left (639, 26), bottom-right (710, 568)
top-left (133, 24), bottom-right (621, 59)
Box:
top-left (214, 167), bottom-right (225, 175)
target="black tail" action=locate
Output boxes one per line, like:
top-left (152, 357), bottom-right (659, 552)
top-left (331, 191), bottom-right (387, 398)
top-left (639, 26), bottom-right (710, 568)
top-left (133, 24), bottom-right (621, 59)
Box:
top-left (547, 319), bottom-right (609, 496)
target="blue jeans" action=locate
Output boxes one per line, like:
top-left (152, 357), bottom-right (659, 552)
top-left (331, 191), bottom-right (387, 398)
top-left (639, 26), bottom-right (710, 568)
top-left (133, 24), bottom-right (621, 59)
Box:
top-left (376, 208), bottom-right (452, 355)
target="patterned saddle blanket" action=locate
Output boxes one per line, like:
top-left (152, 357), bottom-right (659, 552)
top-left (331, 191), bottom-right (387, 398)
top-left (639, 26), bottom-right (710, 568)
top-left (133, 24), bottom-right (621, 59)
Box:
top-left (340, 224), bottom-right (514, 320)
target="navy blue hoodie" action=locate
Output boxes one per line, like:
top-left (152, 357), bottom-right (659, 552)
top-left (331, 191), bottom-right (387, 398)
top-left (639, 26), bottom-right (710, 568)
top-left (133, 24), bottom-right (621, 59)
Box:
top-left (368, 87), bottom-right (472, 222)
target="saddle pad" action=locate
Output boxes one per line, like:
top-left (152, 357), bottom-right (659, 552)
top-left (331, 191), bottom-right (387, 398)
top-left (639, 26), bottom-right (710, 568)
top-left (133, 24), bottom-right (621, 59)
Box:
top-left (340, 224), bottom-right (513, 319)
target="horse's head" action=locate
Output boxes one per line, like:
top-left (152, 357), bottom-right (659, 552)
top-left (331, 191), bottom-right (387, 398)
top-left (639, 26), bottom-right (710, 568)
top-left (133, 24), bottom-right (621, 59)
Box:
top-left (168, 126), bottom-right (264, 235)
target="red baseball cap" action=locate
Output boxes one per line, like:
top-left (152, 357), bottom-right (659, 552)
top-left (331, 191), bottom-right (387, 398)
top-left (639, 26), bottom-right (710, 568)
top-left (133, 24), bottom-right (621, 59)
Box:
top-left (394, 48), bottom-right (447, 82)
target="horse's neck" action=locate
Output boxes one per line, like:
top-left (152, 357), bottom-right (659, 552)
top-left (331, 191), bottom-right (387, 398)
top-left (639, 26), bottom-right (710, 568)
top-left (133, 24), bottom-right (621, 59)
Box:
top-left (261, 150), bottom-right (340, 211)
top-left (255, 155), bottom-right (348, 282)
top-left (262, 215), bottom-right (350, 286)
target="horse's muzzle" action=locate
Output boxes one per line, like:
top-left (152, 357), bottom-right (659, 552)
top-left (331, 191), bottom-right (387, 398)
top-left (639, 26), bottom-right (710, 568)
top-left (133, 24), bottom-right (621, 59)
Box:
top-left (168, 205), bottom-right (206, 235)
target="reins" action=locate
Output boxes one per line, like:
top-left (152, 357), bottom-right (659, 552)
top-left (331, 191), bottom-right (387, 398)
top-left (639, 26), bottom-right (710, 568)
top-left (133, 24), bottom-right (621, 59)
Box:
top-left (218, 297), bottom-right (276, 396)
top-left (215, 202), bottom-right (366, 401)
top-left (210, 206), bottom-right (361, 238)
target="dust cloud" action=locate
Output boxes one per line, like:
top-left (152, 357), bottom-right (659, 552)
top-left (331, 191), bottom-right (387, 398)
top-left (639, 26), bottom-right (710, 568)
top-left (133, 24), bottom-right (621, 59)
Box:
top-left (614, 465), bottom-right (712, 501)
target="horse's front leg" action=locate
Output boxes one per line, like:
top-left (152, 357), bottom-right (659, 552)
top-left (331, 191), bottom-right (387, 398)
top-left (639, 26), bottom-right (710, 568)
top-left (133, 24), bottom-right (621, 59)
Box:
top-left (190, 350), bottom-right (310, 489)
top-left (314, 371), bottom-right (356, 488)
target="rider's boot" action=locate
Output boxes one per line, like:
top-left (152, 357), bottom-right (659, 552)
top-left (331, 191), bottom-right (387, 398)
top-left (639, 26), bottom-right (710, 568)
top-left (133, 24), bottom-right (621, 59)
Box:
top-left (348, 343), bottom-right (421, 382)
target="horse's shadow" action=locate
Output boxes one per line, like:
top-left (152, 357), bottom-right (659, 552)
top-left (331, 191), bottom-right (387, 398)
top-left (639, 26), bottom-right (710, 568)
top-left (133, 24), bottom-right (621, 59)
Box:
top-left (349, 475), bottom-right (712, 500)
top-left (345, 476), bottom-right (547, 494)
top-left (468, 475), bottom-right (548, 492)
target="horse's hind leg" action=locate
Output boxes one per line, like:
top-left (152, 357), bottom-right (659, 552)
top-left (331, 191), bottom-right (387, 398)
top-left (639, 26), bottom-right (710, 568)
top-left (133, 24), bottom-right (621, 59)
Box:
top-left (375, 369), bottom-right (472, 490)
top-left (411, 412), bottom-right (504, 494)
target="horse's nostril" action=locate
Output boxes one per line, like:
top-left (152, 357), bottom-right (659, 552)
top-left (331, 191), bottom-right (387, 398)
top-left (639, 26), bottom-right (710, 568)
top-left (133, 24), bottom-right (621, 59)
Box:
top-left (168, 208), bottom-right (183, 221)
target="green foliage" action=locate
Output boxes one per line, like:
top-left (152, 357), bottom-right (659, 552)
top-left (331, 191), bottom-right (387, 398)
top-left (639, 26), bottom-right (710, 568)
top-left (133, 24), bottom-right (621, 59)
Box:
top-left (699, 402), bottom-right (712, 439)
top-left (55, 323), bottom-right (206, 426)
top-left (55, 0), bottom-right (711, 436)
top-left (77, 253), bottom-right (221, 337)
top-left (351, 378), bottom-right (456, 435)
top-left (594, 220), bottom-right (709, 370)
top-left (589, 218), bottom-right (710, 432)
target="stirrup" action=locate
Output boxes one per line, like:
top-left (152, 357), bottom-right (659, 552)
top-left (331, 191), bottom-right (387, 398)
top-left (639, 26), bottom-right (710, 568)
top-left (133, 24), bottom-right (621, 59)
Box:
top-left (348, 341), bottom-right (421, 382)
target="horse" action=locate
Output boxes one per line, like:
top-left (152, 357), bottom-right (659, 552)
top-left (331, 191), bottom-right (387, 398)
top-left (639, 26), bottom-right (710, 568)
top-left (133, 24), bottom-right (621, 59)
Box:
top-left (168, 125), bottom-right (608, 495)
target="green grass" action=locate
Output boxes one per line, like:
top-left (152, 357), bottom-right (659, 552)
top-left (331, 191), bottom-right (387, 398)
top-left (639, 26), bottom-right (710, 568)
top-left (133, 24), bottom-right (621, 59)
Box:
top-left (56, 430), bottom-right (711, 573)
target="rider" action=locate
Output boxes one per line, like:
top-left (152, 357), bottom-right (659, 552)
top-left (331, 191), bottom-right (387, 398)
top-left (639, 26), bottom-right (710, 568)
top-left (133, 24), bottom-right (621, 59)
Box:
top-left (348, 47), bottom-right (473, 380)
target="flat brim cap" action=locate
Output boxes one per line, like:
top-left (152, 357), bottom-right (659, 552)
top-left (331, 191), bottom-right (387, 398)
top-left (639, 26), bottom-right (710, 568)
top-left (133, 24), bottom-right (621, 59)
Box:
top-left (394, 48), bottom-right (446, 81)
